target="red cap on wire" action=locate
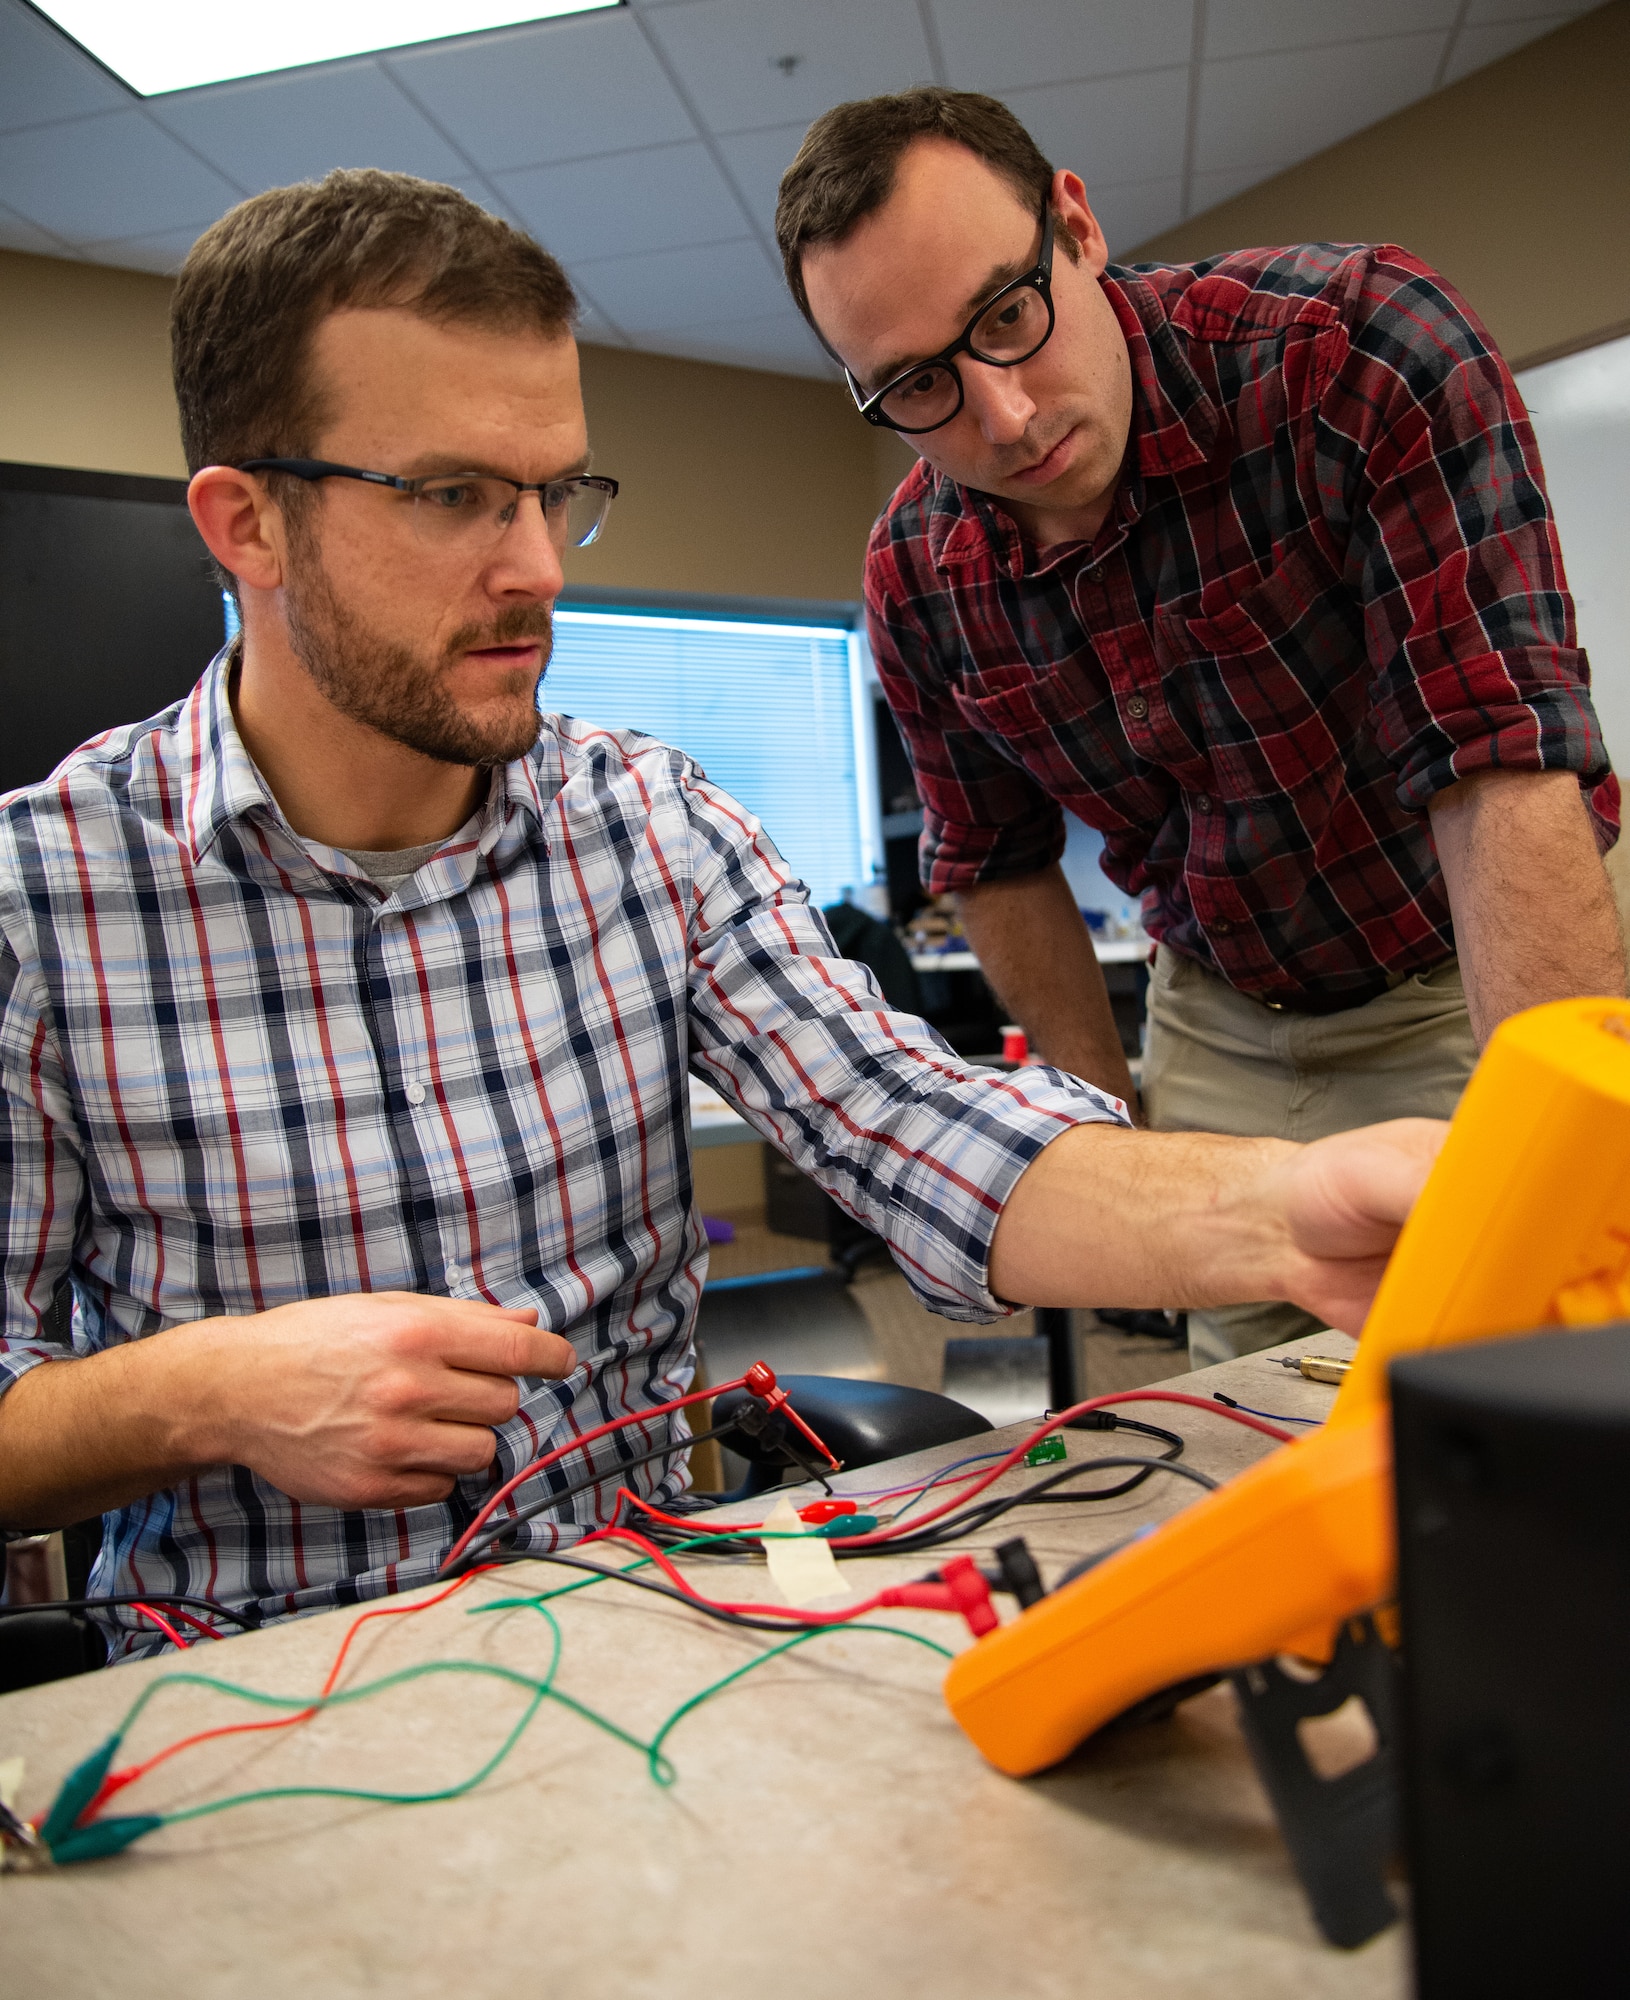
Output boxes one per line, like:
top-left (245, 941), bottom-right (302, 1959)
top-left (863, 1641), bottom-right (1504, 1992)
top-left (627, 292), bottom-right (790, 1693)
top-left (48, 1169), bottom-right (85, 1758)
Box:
top-left (741, 1360), bottom-right (841, 1471)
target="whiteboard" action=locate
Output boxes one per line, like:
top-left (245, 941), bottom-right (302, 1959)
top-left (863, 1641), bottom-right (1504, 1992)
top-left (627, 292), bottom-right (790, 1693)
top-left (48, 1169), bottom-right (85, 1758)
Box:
top-left (1516, 333), bottom-right (1630, 778)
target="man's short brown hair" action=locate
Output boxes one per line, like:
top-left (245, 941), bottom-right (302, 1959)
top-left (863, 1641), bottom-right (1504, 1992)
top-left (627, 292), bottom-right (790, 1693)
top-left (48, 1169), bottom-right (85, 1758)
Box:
top-left (172, 169), bottom-right (577, 475)
top-left (775, 86), bottom-right (1060, 325)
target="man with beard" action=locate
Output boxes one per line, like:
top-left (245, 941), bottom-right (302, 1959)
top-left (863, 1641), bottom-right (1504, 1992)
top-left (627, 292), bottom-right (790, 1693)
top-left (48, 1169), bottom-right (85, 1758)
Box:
top-left (0, 171), bottom-right (1443, 1653)
top-left (774, 88), bottom-right (1624, 1365)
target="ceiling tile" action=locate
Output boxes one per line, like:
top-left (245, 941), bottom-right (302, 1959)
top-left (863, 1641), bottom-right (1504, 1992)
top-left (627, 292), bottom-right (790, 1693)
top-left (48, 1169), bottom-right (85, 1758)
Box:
top-left (1463, 0), bottom-right (1596, 20)
top-left (0, 198), bottom-right (71, 256)
top-left (1444, 15), bottom-right (1578, 83)
top-left (568, 236), bottom-right (786, 336)
top-left (386, 10), bottom-right (694, 173)
top-left (1091, 176), bottom-right (1185, 256)
top-left (0, 0), bottom-right (130, 135)
top-left (642, 0), bottom-right (934, 136)
top-left (1186, 160), bottom-right (1294, 216)
top-left (147, 62), bottom-right (474, 191)
top-left (1206, 0), bottom-right (1459, 62)
top-left (497, 139), bottom-right (749, 264)
top-left (0, 108), bottom-right (242, 243)
top-left (77, 223), bottom-right (210, 275)
top-left (1002, 67), bottom-right (1191, 189)
top-left (930, 0), bottom-right (1194, 93)
top-left (570, 292), bottom-right (626, 343)
top-left (712, 121), bottom-right (807, 240)
top-left (1195, 30), bottom-right (1447, 176)
top-left (636, 311), bottom-right (834, 379)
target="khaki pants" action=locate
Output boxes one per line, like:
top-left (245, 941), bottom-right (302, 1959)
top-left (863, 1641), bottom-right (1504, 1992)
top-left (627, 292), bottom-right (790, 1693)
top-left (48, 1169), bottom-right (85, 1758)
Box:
top-left (1141, 945), bottom-right (1476, 1368)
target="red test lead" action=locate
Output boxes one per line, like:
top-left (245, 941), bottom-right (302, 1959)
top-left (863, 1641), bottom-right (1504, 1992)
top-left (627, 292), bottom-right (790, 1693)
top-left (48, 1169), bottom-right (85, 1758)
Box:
top-left (742, 1362), bottom-right (843, 1472)
top-left (438, 1362), bottom-right (838, 1577)
top-left (875, 1555), bottom-right (1000, 1637)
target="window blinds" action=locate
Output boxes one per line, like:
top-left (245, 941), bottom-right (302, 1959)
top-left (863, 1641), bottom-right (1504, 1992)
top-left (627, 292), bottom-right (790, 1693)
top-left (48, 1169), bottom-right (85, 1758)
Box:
top-left (546, 608), bottom-right (868, 909)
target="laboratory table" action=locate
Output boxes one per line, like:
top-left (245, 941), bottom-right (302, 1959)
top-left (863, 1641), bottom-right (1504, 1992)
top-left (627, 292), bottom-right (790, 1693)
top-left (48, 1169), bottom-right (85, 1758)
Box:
top-left (0, 1333), bottom-right (1403, 2000)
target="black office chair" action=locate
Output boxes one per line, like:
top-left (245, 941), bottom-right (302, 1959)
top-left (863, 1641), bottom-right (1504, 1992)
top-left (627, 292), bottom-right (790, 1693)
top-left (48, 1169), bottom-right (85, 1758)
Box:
top-left (0, 1524), bottom-right (106, 1695)
top-left (707, 1374), bottom-right (993, 1497)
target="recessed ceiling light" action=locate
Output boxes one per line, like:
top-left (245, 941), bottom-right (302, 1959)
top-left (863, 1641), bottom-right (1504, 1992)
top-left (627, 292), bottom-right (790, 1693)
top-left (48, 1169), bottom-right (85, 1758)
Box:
top-left (29, 0), bottom-right (623, 99)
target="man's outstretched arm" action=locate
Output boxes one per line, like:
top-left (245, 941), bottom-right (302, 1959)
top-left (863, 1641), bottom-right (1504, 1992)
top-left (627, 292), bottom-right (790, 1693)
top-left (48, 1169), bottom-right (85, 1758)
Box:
top-left (988, 1117), bottom-right (1447, 1334)
top-left (0, 1294), bottom-right (577, 1532)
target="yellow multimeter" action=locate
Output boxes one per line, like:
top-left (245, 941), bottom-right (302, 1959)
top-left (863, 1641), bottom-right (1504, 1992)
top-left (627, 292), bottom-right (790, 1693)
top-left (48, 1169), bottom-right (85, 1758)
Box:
top-left (945, 997), bottom-right (1630, 1776)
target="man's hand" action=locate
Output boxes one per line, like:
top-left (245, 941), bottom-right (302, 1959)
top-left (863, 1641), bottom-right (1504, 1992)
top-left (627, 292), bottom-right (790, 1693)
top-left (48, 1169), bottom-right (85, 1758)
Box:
top-left (0, 1293), bottom-right (578, 1530)
top-left (203, 1294), bottom-right (579, 1509)
top-left (1265, 1119), bottom-right (1449, 1332)
top-left (987, 1116), bottom-right (1449, 1333)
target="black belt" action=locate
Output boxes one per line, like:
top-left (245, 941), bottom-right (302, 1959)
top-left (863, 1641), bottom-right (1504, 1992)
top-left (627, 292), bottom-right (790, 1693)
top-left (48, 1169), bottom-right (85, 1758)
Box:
top-left (1254, 965), bottom-right (1441, 1017)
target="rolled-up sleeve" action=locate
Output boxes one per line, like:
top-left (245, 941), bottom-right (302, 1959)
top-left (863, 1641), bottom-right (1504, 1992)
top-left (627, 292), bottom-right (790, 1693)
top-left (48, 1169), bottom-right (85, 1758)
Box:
top-left (1330, 250), bottom-right (1617, 843)
top-left (0, 931), bottom-right (83, 1393)
top-left (679, 765), bottom-right (1125, 1322)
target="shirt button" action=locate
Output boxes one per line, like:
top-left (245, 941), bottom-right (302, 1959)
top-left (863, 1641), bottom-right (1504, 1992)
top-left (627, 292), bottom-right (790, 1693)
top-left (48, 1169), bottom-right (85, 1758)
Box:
top-left (445, 1263), bottom-right (463, 1287)
top-left (1087, 565), bottom-right (1105, 584)
top-left (1194, 793), bottom-right (1213, 813)
top-left (1211, 918), bottom-right (1233, 936)
top-left (405, 1079), bottom-right (426, 1106)
top-left (1125, 694), bottom-right (1149, 721)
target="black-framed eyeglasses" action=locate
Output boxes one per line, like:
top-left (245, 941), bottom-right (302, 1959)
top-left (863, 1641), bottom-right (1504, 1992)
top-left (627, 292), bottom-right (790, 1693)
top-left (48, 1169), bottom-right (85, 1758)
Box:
top-left (236, 458), bottom-right (619, 552)
top-left (839, 199), bottom-right (1057, 436)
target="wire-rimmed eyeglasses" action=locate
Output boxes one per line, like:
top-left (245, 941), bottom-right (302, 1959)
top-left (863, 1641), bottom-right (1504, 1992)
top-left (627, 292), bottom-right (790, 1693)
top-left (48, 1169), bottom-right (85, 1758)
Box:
top-left (841, 198), bottom-right (1058, 436)
top-left (236, 458), bottom-right (619, 552)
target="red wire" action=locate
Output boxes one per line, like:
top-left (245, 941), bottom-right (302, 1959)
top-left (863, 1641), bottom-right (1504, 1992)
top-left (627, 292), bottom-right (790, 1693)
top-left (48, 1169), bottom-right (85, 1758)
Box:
top-left (129, 1602), bottom-right (191, 1649)
top-left (90, 1569), bottom-right (499, 1817)
top-left (624, 1389), bottom-right (1295, 1549)
top-left (823, 1389), bottom-right (1293, 1547)
top-left (162, 1605), bottom-right (225, 1643)
top-left (437, 1373), bottom-right (756, 1576)
top-left (90, 1389), bottom-right (1295, 1816)
top-left (575, 1526), bottom-right (927, 1628)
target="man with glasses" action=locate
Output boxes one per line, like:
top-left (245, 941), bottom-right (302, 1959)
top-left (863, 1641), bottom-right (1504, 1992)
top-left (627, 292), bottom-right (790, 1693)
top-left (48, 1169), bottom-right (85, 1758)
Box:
top-left (777, 87), bottom-right (1624, 1364)
top-left (0, 169), bottom-right (1443, 1652)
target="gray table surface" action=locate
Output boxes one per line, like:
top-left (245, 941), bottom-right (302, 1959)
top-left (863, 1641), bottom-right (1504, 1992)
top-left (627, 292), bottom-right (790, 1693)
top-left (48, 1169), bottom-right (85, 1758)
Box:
top-left (0, 1330), bottom-right (1403, 2000)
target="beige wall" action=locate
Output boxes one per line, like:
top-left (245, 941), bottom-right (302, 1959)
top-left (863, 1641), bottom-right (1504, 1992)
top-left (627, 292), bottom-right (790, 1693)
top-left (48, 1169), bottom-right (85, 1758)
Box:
top-left (568, 341), bottom-right (887, 603)
top-left (1123, 2), bottom-right (1630, 371)
top-left (0, 245), bottom-right (896, 603)
top-left (0, 251), bottom-right (188, 479)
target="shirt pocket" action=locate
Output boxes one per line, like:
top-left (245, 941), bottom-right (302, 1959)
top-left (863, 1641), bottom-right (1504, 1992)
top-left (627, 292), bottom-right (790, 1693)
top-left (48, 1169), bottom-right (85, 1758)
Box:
top-left (948, 658), bottom-right (1141, 808)
top-left (1154, 539), bottom-right (1367, 805)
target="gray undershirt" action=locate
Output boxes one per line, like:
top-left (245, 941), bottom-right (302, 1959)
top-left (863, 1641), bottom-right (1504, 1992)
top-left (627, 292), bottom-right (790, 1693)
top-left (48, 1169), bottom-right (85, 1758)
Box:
top-left (338, 837), bottom-right (446, 895)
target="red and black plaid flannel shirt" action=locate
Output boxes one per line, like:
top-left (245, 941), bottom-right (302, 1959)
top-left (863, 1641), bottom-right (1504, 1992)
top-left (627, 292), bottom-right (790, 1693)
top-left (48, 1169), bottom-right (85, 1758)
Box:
top-left (865, 243), bottom-right (1618, 1008)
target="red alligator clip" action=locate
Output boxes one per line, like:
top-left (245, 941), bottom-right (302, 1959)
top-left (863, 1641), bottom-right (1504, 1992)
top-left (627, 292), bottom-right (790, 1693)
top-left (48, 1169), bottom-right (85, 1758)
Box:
top-left (742, 1362), bottom-right (843, 1472)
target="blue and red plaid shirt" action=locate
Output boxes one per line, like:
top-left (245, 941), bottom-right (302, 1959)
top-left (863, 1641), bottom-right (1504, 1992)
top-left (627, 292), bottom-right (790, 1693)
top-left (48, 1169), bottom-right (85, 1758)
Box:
top-left (866, 243), bottom-right (1618, 1007)
top-left (0, 651), bottom-right (1116, 1654)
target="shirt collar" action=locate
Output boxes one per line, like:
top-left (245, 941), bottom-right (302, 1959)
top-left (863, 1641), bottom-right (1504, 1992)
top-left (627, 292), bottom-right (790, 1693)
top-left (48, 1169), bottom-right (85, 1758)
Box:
top-left (923, 265), bottom-right (1220, 577)
top-left (1102, 264), bottom-right (1220, 479)
top-left (180, 644), bottom-right (280, 861)
top-left (180, 641), bottom-right (558, 864)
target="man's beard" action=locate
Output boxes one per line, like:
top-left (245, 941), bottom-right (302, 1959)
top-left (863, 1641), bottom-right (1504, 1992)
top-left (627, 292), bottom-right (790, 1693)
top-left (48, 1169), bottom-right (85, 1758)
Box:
top-left (283, 535), bottom-right (550, 768)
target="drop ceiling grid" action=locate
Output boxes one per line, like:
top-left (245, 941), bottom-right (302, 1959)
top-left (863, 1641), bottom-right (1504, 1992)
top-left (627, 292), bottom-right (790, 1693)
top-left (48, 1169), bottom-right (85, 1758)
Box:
top-left (0, 0), bottom-right (1603, 379)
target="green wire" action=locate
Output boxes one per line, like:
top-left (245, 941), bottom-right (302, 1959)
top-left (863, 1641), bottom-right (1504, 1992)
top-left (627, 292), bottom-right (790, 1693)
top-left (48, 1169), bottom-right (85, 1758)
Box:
top-left (469, 1538), bottom-right (956, 1784)
top-left (85, 1534), bottom-right (956, 1851)
top-left (642, 1622), bottom-right (953, 1785)
top-left (143, 1611), bottom-right (569, 1827)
